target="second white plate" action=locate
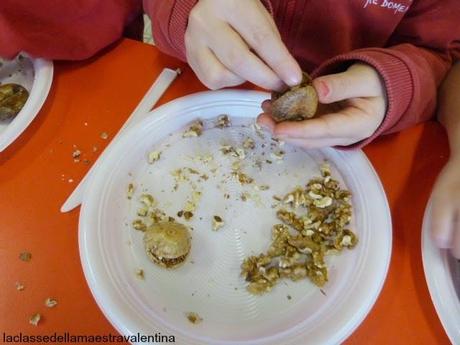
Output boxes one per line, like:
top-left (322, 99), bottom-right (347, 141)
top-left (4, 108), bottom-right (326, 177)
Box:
top-left (422, 202), bottom-right (460, 344)
top-left (0, 54), bottom-right (53, 151)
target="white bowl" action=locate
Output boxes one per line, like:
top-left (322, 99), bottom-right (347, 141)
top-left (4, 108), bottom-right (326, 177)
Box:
top-left (0, 54), bottom-right (53, 151)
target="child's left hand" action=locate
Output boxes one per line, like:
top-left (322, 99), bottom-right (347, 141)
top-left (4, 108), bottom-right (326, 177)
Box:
top-left (430, 156), bottom-right (460, 258)
top-left (257, 63), bottom-right (387, 148)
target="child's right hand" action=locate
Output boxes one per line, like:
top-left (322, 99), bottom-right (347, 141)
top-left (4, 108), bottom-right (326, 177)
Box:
top-left (431, 156), bottom-right (460, 258)
top-left (185, 0), bottom-right (302, 91)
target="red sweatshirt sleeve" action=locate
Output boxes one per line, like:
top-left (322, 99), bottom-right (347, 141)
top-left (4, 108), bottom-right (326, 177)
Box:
top-left (143, 0), bottom-right (198, 61)
top-left (144, 0), bottom-right (274, 61)
top-left (312, 0), bottom-right (460, 148)
top-left (0, 0), bottom-right (142, 60)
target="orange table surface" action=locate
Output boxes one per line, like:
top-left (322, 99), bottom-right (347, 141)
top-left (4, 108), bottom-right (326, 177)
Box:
top-left (0, 38), bottom-right (452, 345)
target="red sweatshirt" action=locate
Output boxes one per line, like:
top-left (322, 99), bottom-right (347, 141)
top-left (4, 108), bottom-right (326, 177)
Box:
top-left (146, 0), bottom-right (460, 147)
top-left (1, 1), bottom-right (459, 146)
top-left (0, 1), bottom-right (141, 60)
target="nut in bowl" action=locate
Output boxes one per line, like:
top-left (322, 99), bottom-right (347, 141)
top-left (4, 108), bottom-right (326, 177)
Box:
top-left (0, 83), bottom-right (29, 121)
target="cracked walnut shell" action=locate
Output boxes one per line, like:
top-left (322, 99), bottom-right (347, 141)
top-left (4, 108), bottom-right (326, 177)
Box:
top-left (270, 73), bottom-right (318, 122)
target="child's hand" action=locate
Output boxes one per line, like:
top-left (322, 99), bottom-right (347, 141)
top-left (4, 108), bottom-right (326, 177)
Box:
top-left (430, 157), bottom-right (460, 257)
top-left (185, 0), bottom-right (302, 90)
top-left (257, 63), bottom-right (387, 148)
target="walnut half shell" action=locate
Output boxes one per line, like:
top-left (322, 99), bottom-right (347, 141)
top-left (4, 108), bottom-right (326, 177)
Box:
top-left (270, 73), bottom-right (318, 122)
top-left (143, 221), bottom-right (191, 269)
top-left (0, 83), bottom-right (29, 121)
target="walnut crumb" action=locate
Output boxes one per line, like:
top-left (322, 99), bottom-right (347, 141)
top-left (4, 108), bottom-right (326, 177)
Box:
top-left (132, 219), bottom-right (147, 232)
top-left (212, 216), bottom-right (224, 231)
top-left (185, 312), bottom-right (203, 324)
top-left (183, 120), bottom-right (204, 137)
top-left (270, 150), bottom-right (285, 162)
top-left (29, 313), bottom-right (41, 326)
top-left (148, 151), bottom-right (161, 164)
top-left (139, 194), bottom-right (155, 207)
top-left (183, 191), bottom-right (202, 213)
top-left (220, 145), bottom-right (246, 160)
top-left (232, 171), bottom-right (254, 185)
top-left (183, 211), bottom-right (194, 221)
top-left (243, 137), bottom-right (256, 150)
top-left (72, 149), bottom-right (81, 162)
top-left (19, 252), bottom-right (32, 262)
top-left (216, 114), bottom-right (231, 128)
top-left (45, 298), bottom-right (58, 308)
top-left (135, 269), bottom-right (145, 280)
top-left (137, 207), bottom-right (148, 217)
top-left (127, 183), bottom-right (135, 200)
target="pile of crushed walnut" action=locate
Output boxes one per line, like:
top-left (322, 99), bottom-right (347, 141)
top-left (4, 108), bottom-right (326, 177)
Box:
top-left (240, 162), bottom-right (358, 295)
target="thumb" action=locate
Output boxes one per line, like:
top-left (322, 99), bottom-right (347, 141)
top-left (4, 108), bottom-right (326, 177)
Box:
top-left (313, 63), bottom-right (383, 104)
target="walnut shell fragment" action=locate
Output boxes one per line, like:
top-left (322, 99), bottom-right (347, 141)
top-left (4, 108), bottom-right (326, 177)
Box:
top-left (0, 83), bottom-right (29, 121)
top-left (143, 221), bottom-right (191, 269)
top-left (270, 73), bottom-right (318, 122)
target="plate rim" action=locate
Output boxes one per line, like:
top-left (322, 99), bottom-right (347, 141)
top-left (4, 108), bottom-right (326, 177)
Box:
top-left (79, 89), bottom-right (392, 345)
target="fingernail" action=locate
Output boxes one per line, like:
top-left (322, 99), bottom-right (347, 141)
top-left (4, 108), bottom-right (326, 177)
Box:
top-left (287, 74), bottom-right (302, 87)
top-left (317, 80), bottom-right (330, 98)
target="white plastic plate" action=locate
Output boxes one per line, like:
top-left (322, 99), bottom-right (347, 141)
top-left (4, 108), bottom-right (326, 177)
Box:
top-left (79, 90), bottom-right (392, 345)
top-left (422, 202), bottom-right (460, 344)
top-left (0, 54), bottom-right (53, 151)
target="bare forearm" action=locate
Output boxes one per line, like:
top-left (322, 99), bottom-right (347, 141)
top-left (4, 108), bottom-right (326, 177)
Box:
top-left (439, 62), bottom-right (460, 158)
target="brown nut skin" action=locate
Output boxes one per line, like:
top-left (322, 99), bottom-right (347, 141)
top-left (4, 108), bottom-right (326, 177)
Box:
top-left (0, 83), bottom-right (29, 121)
top-left (143, 221), bottom-right (191, 269)
top-left (270, 73), bottom-right (318, 122)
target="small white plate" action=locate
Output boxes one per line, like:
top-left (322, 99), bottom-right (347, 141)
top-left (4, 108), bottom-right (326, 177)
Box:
top-left (79, 90), bottom-right (392, 345)
top-left (422, 202), bottom-right (460, 344)
top-left (0, 54), bottom-right (53, 151)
